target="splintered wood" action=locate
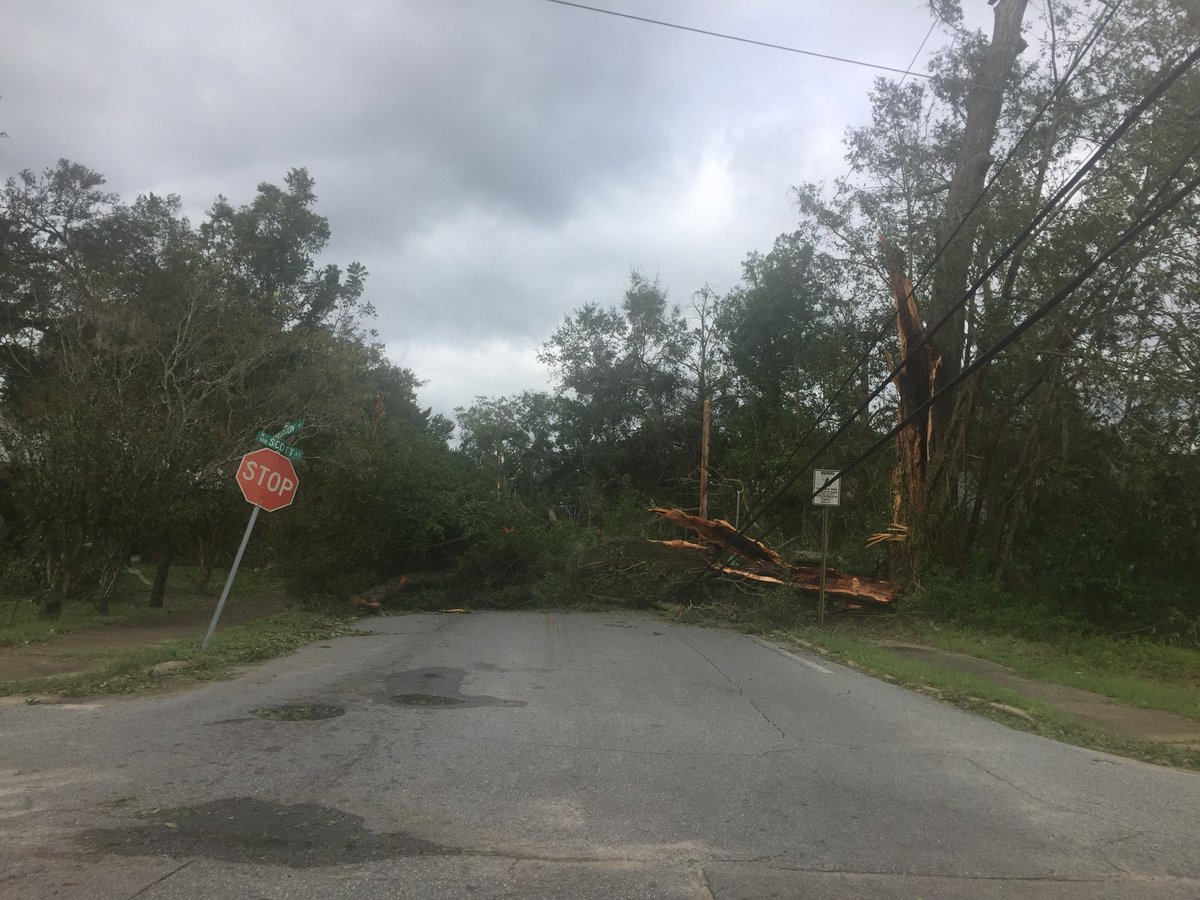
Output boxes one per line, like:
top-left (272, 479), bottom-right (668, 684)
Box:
top-left (650, 507), bottom-right (896, 606)
top-left (881, 235), bottom-right (940, 524)
top-left (651, 508), bottom-right (783, 568)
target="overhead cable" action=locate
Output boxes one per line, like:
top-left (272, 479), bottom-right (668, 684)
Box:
top-left (732, 41), bottom-right (1200, 546)
top-left (539, 0), bottom-right (935, 78)
top-left (739, 1), bottom-right (1124, 528)
top-left (779, 158), bottom-right (1200, 526)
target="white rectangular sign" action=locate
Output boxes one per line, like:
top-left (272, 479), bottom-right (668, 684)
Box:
top-left (812, 469), bottom-right (841, 507)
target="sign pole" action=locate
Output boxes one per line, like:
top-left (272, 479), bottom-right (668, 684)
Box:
top-left (202, 504), bottom-right (260, 652)
top-left (819, 506), bottom-right (829, 627)
top-left (812, 468), bottom-right (840, 627)
top-left (203, 423), bottom-right (303, 649)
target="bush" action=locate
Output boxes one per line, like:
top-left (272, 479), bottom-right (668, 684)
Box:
top-left (0, 546), bottom-right (41, 597)
top-left (450, 495), bottom-right (599, 605)
top-left (904, 571), bottom-right (1088, 640)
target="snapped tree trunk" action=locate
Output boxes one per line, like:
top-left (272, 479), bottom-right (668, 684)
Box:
top-left (348, 571), bottom-right (454, 609)
top-left (882, 244), bottom-right (938, 582)
top-left (882, 238), bottom-right (940, 526)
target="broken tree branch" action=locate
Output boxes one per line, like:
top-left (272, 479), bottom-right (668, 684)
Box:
top-left (650, 508), bottom-right (896, 606)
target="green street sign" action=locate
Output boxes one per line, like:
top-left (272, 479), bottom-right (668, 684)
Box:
top-left (256, 431), bottom-right (304, 461)
top-left (273, 419), bottom-right (304, 440)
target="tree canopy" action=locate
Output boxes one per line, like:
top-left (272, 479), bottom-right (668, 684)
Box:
top-left (3, 0), bottom-right (1199, 640)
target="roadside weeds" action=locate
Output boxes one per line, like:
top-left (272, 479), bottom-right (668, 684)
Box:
top-left (0, 609), bottom-right (359, 700)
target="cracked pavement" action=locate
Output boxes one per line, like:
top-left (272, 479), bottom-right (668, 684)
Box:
top-left (2, 610), bottom-right (1199, 898)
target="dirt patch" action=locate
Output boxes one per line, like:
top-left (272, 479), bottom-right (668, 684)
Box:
top-left (877, 641), bottom-right (1200, 746)
top-left (0, 593), bottom-right (284, 684)
top-left (82, 797), bottom-right (457, 867)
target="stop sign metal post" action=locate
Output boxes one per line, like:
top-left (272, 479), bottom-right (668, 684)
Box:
top-left (202, 438), bottom-right (302, 651)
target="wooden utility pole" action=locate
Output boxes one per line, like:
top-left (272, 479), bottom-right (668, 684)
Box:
top-left (698, 398), bottom-right (711, 518)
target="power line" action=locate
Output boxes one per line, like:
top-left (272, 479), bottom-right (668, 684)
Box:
top-left (734, 8), bottom-right (979, 524)
top-left (899, 20), bottom-right (938, 87)
top-left (741, 144), bottom-right (1200, 565)
top-left (737, 1), bottom-right (1123, 530)
top-left (751, 133), bottom-right (1200, 552)
top-left (785, 157), bottom-right (1200, 523)
top-left (539, 0), bottom-right (935, 79)
top-left (547, 1), bottom-right (1108, 534)
top-left (724, 39), bottom-right (1200, 564)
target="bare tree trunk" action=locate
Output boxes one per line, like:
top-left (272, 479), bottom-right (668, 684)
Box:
top-left (993, 423), bottom-right (1045, 582)
top-left (41, 529), bottom-right (83, 619)
top-left (197, 534), bottom-right (215, 593)
top-left (41, 554), bottom-right (68, 619)
top-left (930, 0), bottom-right (1030, 447)
top-left (94, 535), bottom-right (131, 615)
top-left (149, 537), bottom-right (174, 608)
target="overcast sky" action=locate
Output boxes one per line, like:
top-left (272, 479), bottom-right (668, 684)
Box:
top-left (1, 0), bottom-right (997, 423)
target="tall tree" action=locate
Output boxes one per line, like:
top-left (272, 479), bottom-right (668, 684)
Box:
top-left (928, 0), bottom-right (1031, 446)
top-left (539, 272), bottom-right (692, 490)
top-left (0, 163), bottom-right (391, 615)
top-left (789, 0), bottom-right (1200, 606)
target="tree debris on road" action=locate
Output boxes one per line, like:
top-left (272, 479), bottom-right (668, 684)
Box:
top-left (348, 571), bottom-right (453, 612)
top-left (649, 507), bottom-right (896, 606)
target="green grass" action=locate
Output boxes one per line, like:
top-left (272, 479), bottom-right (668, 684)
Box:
top-left (669, 594), bottom-right (1200, 771)
top-left (678, 586), bottom-right (1200, 724)
top-left (0, 608), bottom-right (359, 698)
top-left (814, 614), bottom-right (1200, 723)
top-left (0, 563), bottom-right (282, 647)
top-left (764, 625), bottom-right (1200, 771)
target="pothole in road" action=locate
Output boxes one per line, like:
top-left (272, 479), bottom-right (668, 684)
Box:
top-left (384, 667), bottom-right (526, 709)
top-left (251, 703), bottom-right (345, 721)
top-left (82, 797), bottom-right (458, 867)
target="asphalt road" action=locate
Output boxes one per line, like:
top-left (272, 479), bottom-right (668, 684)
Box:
top-left (2, 611), bottom-right (1198, 899)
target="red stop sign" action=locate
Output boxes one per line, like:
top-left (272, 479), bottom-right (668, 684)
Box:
top-left (236, 448), bottom-right (299, 512)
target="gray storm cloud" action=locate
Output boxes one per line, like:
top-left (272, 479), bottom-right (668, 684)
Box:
top-left (1, 0), bottom-right (968, 416)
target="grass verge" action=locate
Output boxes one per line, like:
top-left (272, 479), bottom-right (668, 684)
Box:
top-left (0, 564), bottom-right (280, 647)
top-left (671, 598), bottom-right (1200, 772)
top-left (809, 615), bottom-right (1200, 722)
top-left (0, 608), bottom-right (359, 699)
top-left (1, 591), bottom-right (209, 647)
top-left (769, 625), bottom-right (1200, 771)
